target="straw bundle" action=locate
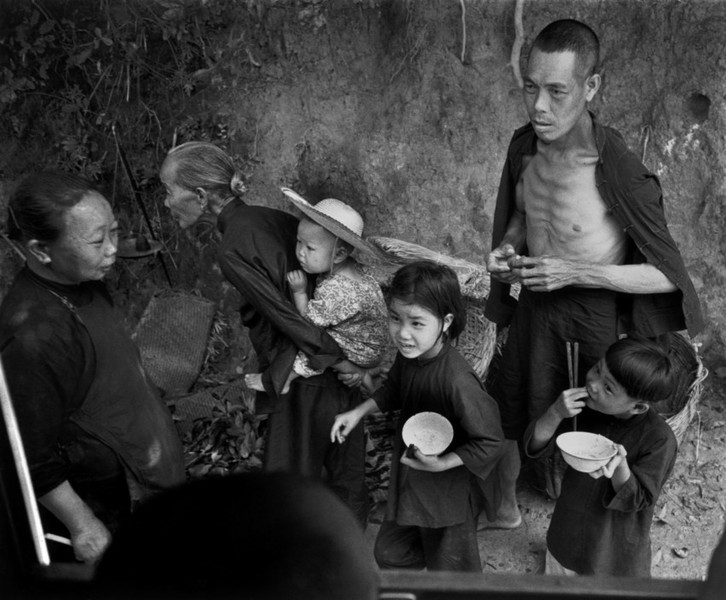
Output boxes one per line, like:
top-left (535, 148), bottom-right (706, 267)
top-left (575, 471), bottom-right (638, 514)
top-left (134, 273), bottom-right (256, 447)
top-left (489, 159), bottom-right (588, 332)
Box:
top-left (653, 332), bottom-right (708, 445)
top-left (359, 236), bottom-right (490, 301)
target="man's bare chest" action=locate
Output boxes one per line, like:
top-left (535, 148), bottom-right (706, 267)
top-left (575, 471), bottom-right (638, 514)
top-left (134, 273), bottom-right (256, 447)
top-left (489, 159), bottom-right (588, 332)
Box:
top-left (518, 149), bottom-right (626, 260)
top-left (521, 150), bottom-right (604, 224)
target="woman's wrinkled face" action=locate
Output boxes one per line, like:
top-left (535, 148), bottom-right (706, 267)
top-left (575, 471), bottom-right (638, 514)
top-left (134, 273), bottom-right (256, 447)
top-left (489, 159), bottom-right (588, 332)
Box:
top-left (44, 192), bottom-right (118, 284)
top-left (160, 159), bottom-right (203, 229)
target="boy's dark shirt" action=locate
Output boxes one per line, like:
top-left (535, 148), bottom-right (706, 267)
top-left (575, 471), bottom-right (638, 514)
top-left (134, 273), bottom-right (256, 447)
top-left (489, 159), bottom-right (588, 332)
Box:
top-left (374, 344), bottom-right (504, 528)
top-left (524, 406), bottom-right (677, 577)
top-left (486, 113), bottom-right (704, 338)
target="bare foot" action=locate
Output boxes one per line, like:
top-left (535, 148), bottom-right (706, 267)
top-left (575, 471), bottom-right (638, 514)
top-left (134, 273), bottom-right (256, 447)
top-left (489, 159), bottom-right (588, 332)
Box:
top-left (245, 372), bottom-right (293, 395)
top-left (477, 507), bottom-right (523, 531)
top-left (244, 373), bottom-right (265, 392)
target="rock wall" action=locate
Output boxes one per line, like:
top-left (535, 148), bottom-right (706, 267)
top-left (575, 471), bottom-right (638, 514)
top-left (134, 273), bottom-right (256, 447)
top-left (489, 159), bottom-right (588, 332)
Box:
top-left (2, 0), bottom-right (725, 377)
top-left (235, 0), bottom-right (726, 372)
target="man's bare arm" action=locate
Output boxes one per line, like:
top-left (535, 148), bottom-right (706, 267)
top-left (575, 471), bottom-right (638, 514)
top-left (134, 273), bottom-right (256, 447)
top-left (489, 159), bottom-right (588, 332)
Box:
top-left (512, 256), bottom-right (677, 294)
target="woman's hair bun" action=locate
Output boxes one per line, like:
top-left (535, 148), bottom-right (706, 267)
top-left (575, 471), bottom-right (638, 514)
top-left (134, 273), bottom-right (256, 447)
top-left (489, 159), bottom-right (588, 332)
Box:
top-left (230, 172), bottom-right (247, 196)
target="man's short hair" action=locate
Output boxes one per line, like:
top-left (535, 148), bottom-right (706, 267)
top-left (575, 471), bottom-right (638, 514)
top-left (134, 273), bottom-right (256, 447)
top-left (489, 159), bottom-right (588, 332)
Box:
top-left (531, 19), bottom-right (600, 77)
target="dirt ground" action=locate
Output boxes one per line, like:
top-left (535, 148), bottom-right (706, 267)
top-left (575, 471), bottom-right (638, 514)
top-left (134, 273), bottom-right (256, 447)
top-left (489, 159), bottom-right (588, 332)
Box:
top-left (364, 371), bottom-right (726, 581)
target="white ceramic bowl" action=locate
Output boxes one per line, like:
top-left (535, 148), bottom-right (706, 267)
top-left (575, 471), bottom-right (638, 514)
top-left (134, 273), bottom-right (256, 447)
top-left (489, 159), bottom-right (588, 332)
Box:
top-left (556, 431), bottom-right (617, 473)
top-left (401, 412), bottom-right (454, 456)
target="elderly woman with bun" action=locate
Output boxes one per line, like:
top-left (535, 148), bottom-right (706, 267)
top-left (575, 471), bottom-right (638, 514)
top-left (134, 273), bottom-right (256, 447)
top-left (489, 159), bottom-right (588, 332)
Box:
top-left (159, 142), bottom-right (369, 524)
top-left (0, 171), bottom-right (184, 564)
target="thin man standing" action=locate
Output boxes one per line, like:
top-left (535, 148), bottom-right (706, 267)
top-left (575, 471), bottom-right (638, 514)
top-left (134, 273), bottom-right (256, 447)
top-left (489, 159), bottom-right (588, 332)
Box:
top-left (482, 19), bottom-right (703, 528)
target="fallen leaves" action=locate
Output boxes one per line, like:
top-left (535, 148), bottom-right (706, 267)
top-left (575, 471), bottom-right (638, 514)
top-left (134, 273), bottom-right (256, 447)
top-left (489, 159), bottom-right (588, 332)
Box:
top-left (183, 399), bottom-right (266, 479)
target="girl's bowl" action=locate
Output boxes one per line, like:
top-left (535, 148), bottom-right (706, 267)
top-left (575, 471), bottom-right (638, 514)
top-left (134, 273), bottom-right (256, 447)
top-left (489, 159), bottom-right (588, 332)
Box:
top-left (402, 412), bottom-right (454, 456)
top-left (556, 431), bottom-right (617, 473)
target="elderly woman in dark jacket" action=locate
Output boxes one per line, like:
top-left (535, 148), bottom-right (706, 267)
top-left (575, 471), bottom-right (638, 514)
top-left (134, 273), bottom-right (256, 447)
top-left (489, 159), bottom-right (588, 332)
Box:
top-left (159, 142), bottom-right (369, 524)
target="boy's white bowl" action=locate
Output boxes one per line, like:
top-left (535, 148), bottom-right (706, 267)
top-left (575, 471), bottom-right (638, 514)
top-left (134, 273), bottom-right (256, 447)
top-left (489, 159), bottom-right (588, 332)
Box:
top-left (402, 412), bottom-right (454, 456)
top-left (556, 431), bottom-right (617, 473)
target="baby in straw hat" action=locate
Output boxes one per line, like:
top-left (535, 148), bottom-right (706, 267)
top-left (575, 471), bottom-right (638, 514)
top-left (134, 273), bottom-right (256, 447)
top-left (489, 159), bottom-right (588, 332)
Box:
top-left (245, 189), bottom-right (389, 395)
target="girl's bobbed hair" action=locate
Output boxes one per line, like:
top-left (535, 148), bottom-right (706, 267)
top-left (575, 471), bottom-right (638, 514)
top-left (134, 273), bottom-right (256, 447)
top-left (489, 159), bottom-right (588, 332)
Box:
top-left (165, 141), bottom-right (246, 198)
top-left (7, 170), bottom-right (98, 244)
top-left (388, 260), bottom-right (466, 341)
top-left (605, 337), bottom-right (673, 404)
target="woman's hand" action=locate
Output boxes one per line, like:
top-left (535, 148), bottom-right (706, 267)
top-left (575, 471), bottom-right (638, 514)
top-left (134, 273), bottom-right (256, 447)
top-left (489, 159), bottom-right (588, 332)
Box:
top-left (332, 360), bottom-right (366, 388)
top-left (286, 270), bottom-right (308, 294)
top-left (71, 516), bottom-right (112, 564)
top-left (337, 372), bottom-right (363, 388)
top-left (39, 480), bottom-right (112, 564)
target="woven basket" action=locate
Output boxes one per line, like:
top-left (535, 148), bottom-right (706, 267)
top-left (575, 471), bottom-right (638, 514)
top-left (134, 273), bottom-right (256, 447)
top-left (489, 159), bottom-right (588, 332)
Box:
top-left (360, 236), bottom-right (491, 301)
top-left (132, 291), bottom-right (216, 396)
top-left (456, 297), bottom-right (497, 379)
top-left (653, 332), bottom-right (708, 446)
top-left (665, 354), bottom-right (706, 445)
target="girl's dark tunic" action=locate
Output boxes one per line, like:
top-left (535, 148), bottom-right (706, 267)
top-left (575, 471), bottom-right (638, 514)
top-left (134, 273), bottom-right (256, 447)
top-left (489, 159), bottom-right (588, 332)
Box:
top-left (374, 344), bottom-right (504, 528)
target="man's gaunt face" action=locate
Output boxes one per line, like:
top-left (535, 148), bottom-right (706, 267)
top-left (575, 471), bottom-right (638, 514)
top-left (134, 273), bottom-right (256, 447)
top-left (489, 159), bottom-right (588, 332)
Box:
top-left (522, 48), bottom-right (599, 146)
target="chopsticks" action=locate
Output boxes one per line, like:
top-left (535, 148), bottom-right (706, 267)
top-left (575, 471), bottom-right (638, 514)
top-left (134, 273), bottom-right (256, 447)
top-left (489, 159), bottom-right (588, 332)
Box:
top-left (45, 533), bottom-right (72, 546)
top-left (566, 341), bottom-right (579, 431)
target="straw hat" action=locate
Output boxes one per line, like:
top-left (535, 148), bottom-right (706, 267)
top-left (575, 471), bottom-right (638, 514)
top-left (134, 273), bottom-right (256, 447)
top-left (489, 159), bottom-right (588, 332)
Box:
top-left (281, 187), bottom-right (387, 259)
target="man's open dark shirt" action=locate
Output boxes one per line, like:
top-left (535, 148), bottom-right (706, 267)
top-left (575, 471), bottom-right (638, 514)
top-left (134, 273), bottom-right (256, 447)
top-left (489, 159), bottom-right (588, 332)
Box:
top-left (485, 114), bottom-right (704, 338)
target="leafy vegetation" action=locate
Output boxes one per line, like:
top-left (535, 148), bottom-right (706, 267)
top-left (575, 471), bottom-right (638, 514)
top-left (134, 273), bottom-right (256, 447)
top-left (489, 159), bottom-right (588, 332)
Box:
top-left (183, 398), bottom-right (266, 478)
top-left (1, 0), bottom-right (249, 190)
top-left (0, 0), bottom-right (268, 477)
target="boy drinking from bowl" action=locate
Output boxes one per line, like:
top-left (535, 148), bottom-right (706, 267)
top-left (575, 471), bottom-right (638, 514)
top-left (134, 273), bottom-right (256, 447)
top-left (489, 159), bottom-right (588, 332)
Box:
top-left (525, 337), bottom-right (678, 577)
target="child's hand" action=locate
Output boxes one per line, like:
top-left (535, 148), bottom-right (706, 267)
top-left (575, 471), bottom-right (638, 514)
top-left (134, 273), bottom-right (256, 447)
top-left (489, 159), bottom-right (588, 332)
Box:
top-left (400, 445), bottom-right (439, 471)
top-left (287, 270), bottom-right (307, 294)
top-left (549, 387), bottom-right (588, 421)
top-left (330, 411), bottom-right (359, 444)
top-left (589, 444), bottom-right (630, 487)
